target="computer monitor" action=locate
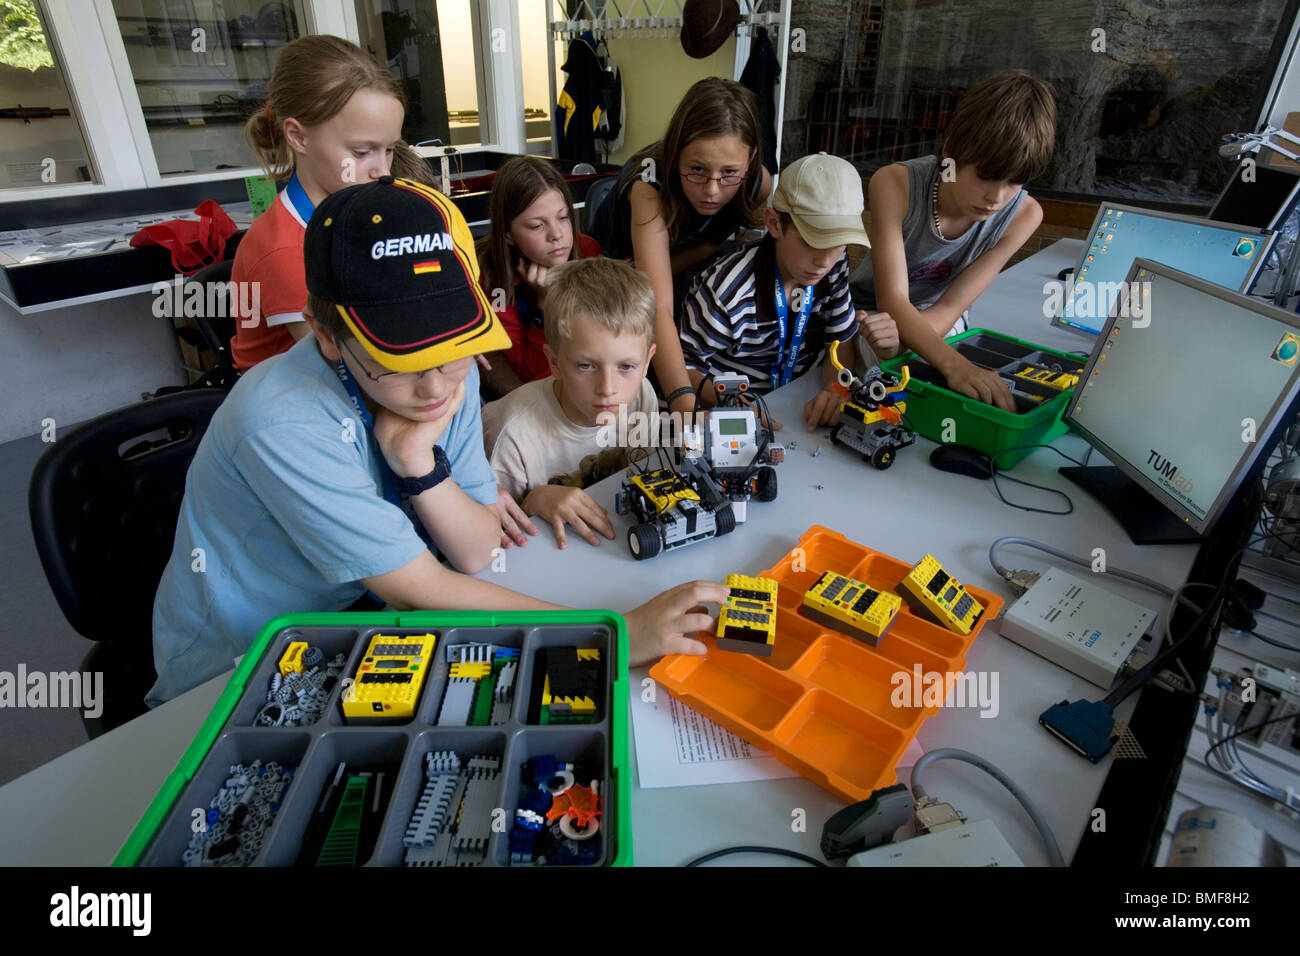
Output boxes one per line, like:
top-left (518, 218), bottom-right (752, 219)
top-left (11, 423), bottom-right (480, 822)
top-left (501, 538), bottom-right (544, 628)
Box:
top-left (1062, 258), bottom-right (1300, 544)
top-left (1209, 160), bottom-right (1300, 230)
top-left (1052, 203), bottom-right (1275, 337)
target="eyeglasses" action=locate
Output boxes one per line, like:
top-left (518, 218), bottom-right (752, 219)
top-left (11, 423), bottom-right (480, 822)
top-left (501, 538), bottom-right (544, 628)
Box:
top-left (679, 168), bottom-right (746, 187)
top-left (341, 338), bottom-right (464, 385)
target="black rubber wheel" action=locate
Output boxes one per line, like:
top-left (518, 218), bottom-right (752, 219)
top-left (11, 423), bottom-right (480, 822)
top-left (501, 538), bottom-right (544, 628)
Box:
top-left (756, 466), bottom-right (778, 502)
top-left (872, 447), bottom-right (895, 470)
top-left (830, 424), bottom-right (844, 447)
top-left (628, 522), bottom-right (662, 559)
top-left (714, 504), bottom-right (736, 536)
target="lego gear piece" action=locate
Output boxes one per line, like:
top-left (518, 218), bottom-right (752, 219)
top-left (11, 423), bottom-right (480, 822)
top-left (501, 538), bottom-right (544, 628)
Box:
top-left (302, 646), bottom-right (325, 668)
top-left (545, 782), bottom-right (600, 828)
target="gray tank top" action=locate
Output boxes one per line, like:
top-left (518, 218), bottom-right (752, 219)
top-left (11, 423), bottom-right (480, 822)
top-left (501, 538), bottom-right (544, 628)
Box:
top-left (849, 155), bottom-right (1025, 337)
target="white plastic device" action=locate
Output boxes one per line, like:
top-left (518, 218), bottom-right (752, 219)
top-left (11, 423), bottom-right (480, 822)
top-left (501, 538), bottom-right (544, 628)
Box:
top-left (999, 567), bottom-right (1157, 688)
top-left (845, 819), bottom-right (1025, 867)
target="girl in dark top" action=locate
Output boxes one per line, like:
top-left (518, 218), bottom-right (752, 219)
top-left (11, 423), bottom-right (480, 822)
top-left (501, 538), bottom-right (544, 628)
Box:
top-left (607, 77), bottom-right (772, 414)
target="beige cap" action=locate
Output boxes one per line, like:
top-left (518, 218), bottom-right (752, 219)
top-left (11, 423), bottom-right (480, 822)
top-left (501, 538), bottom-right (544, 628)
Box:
top-left (772, 152), bottom-right (870, 249)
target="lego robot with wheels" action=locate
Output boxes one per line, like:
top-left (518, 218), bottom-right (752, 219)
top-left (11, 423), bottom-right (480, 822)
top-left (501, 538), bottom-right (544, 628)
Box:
top-left (617, 460), bottom-right (736, 561)
top-left (826, 340), bottom-right (915, 471)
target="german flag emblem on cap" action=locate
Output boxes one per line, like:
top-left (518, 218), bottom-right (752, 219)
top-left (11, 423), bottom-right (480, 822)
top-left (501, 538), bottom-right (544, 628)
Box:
top-left (413, 260), bottom-right (441, 275)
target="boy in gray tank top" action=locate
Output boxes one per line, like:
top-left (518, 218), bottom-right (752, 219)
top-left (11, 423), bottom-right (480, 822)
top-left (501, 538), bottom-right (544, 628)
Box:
top-left (849, 70), bottom-right (1056, 411)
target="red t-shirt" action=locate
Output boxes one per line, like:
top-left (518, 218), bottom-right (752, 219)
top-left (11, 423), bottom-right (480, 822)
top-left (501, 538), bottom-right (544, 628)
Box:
top-left (492, 233), bottom-right (602, 383)
top-left (229, 183), bottom-right (313, 372)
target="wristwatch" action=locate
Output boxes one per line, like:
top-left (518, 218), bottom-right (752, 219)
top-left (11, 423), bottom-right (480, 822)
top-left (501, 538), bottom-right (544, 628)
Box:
top-left (392, 446), bottom-right (450, 497)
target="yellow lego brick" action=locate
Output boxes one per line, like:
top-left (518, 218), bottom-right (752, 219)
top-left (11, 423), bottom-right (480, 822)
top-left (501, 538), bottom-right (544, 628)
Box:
top-left (576, 649), bottom-right (600, 662)
top-left (278, 641), bottom-right (307, 676)
top-left (341, 632), bottom-right (436, 720)
top-left (449, 660), bottom-right (491, 680)
top-left (897, 555), bottom-right (984, 636)
top-left (801, 571), bottom-right (902, 646)
top-left (717, 574), bottom-right (778, 655)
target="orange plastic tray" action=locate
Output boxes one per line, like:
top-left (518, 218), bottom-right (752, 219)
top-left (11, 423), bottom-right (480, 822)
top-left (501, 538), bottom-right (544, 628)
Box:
top-left (649, 526), bottom-right (1004, 803)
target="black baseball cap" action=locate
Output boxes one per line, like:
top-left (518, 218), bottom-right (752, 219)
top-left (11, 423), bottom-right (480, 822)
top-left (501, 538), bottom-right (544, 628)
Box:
top-left (305, 176), bottom-right (509, 372)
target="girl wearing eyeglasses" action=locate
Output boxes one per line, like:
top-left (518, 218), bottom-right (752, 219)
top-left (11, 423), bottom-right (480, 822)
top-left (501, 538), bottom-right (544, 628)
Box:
top-left (605, 78), bottom-right (772, 415)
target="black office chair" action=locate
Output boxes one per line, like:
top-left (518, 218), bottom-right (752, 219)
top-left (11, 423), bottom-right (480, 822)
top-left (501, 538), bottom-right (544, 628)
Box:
top-left (583, 174), bottom-right (619, 250)
top-left (187, 259), bottom-right (240, 390)
top-left (29, 389), bottom-right (226, 738)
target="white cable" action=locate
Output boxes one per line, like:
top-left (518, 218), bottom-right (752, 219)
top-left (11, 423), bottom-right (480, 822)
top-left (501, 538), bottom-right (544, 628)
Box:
top-left (989, 536), bottom-right (1175, 597)
top-left (909, 747), bottom-right (1065, 867)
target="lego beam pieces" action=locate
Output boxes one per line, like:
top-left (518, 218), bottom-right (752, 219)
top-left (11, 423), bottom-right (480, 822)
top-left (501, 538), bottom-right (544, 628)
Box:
top-left (403, 752), bottom-right (500, 867)
top-left (533, 647), bottom-right (601, 724)
top-left (341, 633), bottom-right (436, 720)
top-left (801, 570), bottom-right (902, 647)
top-left (438, 644), bottom-right (519, 725)
top-left (897, 554), bottom-right (984, 636)
top-left (716, 574), bottom-right (778, 656)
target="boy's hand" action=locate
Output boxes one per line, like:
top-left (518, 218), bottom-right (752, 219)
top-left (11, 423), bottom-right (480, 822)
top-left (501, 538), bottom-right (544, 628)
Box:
top-left (857, 309), bottom-right (900, 359)
top-left (522, 485), bottom-right (615, 549)
top-left (491, 487), bottom-right (540, 548)
top-left (372, 382), bottom-right (467, 477)
top-left (803, 388), bottom-right (842, 430)
top-left (945, 359), bottom-right (1016, 412)
top-left (624, 580), bottom-right (730, 666)
top-left (516, 257), bottom-right (552, 311)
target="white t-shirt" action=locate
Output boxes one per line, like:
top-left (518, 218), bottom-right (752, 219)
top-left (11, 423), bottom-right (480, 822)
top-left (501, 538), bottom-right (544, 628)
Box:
top-left (483, 376), bottom-right (657, 500)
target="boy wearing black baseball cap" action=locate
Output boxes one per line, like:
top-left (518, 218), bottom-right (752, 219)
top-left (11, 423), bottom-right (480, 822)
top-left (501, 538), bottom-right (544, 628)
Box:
top-left (150, 177), bottom-right (723, 705)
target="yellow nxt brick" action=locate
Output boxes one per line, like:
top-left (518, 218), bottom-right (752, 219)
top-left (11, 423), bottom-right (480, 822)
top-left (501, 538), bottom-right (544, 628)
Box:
top-left (801, 571), bottom-right (902, 647)
top-left (897, 554), bottom-right (984, 636)
top-left (716, 574), bottom-right (778, 656)
top-left (342, 633), bottom-right (436, 720)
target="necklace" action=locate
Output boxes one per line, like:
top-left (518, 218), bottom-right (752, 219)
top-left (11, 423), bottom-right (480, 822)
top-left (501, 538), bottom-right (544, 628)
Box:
top-left (931, 178), bottom-right (945, 240)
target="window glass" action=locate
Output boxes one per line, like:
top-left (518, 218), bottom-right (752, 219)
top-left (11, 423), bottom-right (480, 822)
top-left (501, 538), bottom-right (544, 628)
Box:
top-left (0, 0), bottom-right (95, 189)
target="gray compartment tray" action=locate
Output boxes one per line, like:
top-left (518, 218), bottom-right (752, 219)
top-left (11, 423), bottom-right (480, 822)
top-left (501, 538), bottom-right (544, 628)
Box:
top-left (138, 623), bottom-right (617, 867)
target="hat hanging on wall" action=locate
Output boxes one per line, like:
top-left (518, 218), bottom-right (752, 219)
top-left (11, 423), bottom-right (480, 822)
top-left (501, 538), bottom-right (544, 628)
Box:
top-left (681, 0), bottom-right (739, 58)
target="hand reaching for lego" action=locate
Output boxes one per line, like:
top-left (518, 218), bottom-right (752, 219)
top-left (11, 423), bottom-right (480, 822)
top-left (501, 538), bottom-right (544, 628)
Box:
top-left (491, 487), bottom-right (539, 548)
top-left (372, 382), bottom-right (467, 478)
top-left (944, 359), bottom-right (1016, 412)
top-left (522, 484), bottom-right (615, 549)
top-left (857, 309), bottom-right (900, 360)
top-left (803, 387), bottom-right (842, 430)
top-left (623, 579), bottom-right (730, 666)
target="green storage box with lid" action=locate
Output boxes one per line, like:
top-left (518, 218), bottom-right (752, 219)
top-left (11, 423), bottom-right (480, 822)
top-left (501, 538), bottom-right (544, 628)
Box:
top-left (880, 327), bottom-right (1087, 467)
top-left (114, 609), bottom-right (632, 867)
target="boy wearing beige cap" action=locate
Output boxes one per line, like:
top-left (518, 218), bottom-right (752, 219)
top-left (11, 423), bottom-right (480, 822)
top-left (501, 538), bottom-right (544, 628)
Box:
top-left (680, 152), bottom-right (894, 430)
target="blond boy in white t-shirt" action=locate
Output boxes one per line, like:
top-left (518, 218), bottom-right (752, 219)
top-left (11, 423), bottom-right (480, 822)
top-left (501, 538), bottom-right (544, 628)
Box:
top-left (484, 258), bottom-right (657, 549)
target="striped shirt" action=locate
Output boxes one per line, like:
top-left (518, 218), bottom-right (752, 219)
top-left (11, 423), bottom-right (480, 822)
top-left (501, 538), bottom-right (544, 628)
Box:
top-left (680, 235), bottom-right (856, 391)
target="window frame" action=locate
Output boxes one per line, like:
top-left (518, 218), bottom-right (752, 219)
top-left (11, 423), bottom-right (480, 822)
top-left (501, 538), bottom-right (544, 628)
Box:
top-left (0, 0), bottom-right (517, 205)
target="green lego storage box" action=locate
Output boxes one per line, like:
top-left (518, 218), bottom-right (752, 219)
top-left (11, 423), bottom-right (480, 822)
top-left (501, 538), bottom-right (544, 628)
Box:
top-left (880, 328), bottom-right (1087, 468)
top-left (114, 610), bottom-right (631, 867)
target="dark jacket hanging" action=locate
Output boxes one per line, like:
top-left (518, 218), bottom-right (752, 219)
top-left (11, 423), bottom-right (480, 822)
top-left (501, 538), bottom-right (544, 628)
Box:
top-left (739, 26), bottom-right (781, 172)
top-left (556, 33), bottom-right (605, 163)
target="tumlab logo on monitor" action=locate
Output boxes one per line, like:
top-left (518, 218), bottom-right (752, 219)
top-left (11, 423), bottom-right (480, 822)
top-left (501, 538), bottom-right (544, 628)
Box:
top-left (1147, 449), bottom-right (1194, 493)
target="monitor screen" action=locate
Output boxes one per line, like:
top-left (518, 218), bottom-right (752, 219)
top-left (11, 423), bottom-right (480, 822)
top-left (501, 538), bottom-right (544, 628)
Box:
top-left (717, 417), bottom-right (749, 435)
top-left (1056, 203), bottom-right (1274, 336)
top-left (1065, 259), bottom-right (1300, 535)
top-left (1209, 161), bottom-right (1300, 230)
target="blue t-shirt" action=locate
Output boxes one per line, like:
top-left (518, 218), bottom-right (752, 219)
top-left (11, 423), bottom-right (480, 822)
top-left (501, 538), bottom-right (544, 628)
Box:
top-left (148, 336), bottom-right (497, 705)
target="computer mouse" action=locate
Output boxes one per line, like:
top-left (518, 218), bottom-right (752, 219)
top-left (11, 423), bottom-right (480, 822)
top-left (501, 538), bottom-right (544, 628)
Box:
top-left (930, 443), bottom-right (996, 479)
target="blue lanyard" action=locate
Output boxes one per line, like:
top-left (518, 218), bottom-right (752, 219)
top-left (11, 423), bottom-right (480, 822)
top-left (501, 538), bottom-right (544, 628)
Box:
top-left (283, 171), bottom-right (315, 226)
top-left (331, 357), bottom-right (433, 549)
top-left (772, 267), bottom-right (813, 390)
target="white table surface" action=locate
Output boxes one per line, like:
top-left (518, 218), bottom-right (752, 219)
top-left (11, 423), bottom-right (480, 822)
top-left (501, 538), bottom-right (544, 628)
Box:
top-left (0, 239), bottom-right (1204, 867)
